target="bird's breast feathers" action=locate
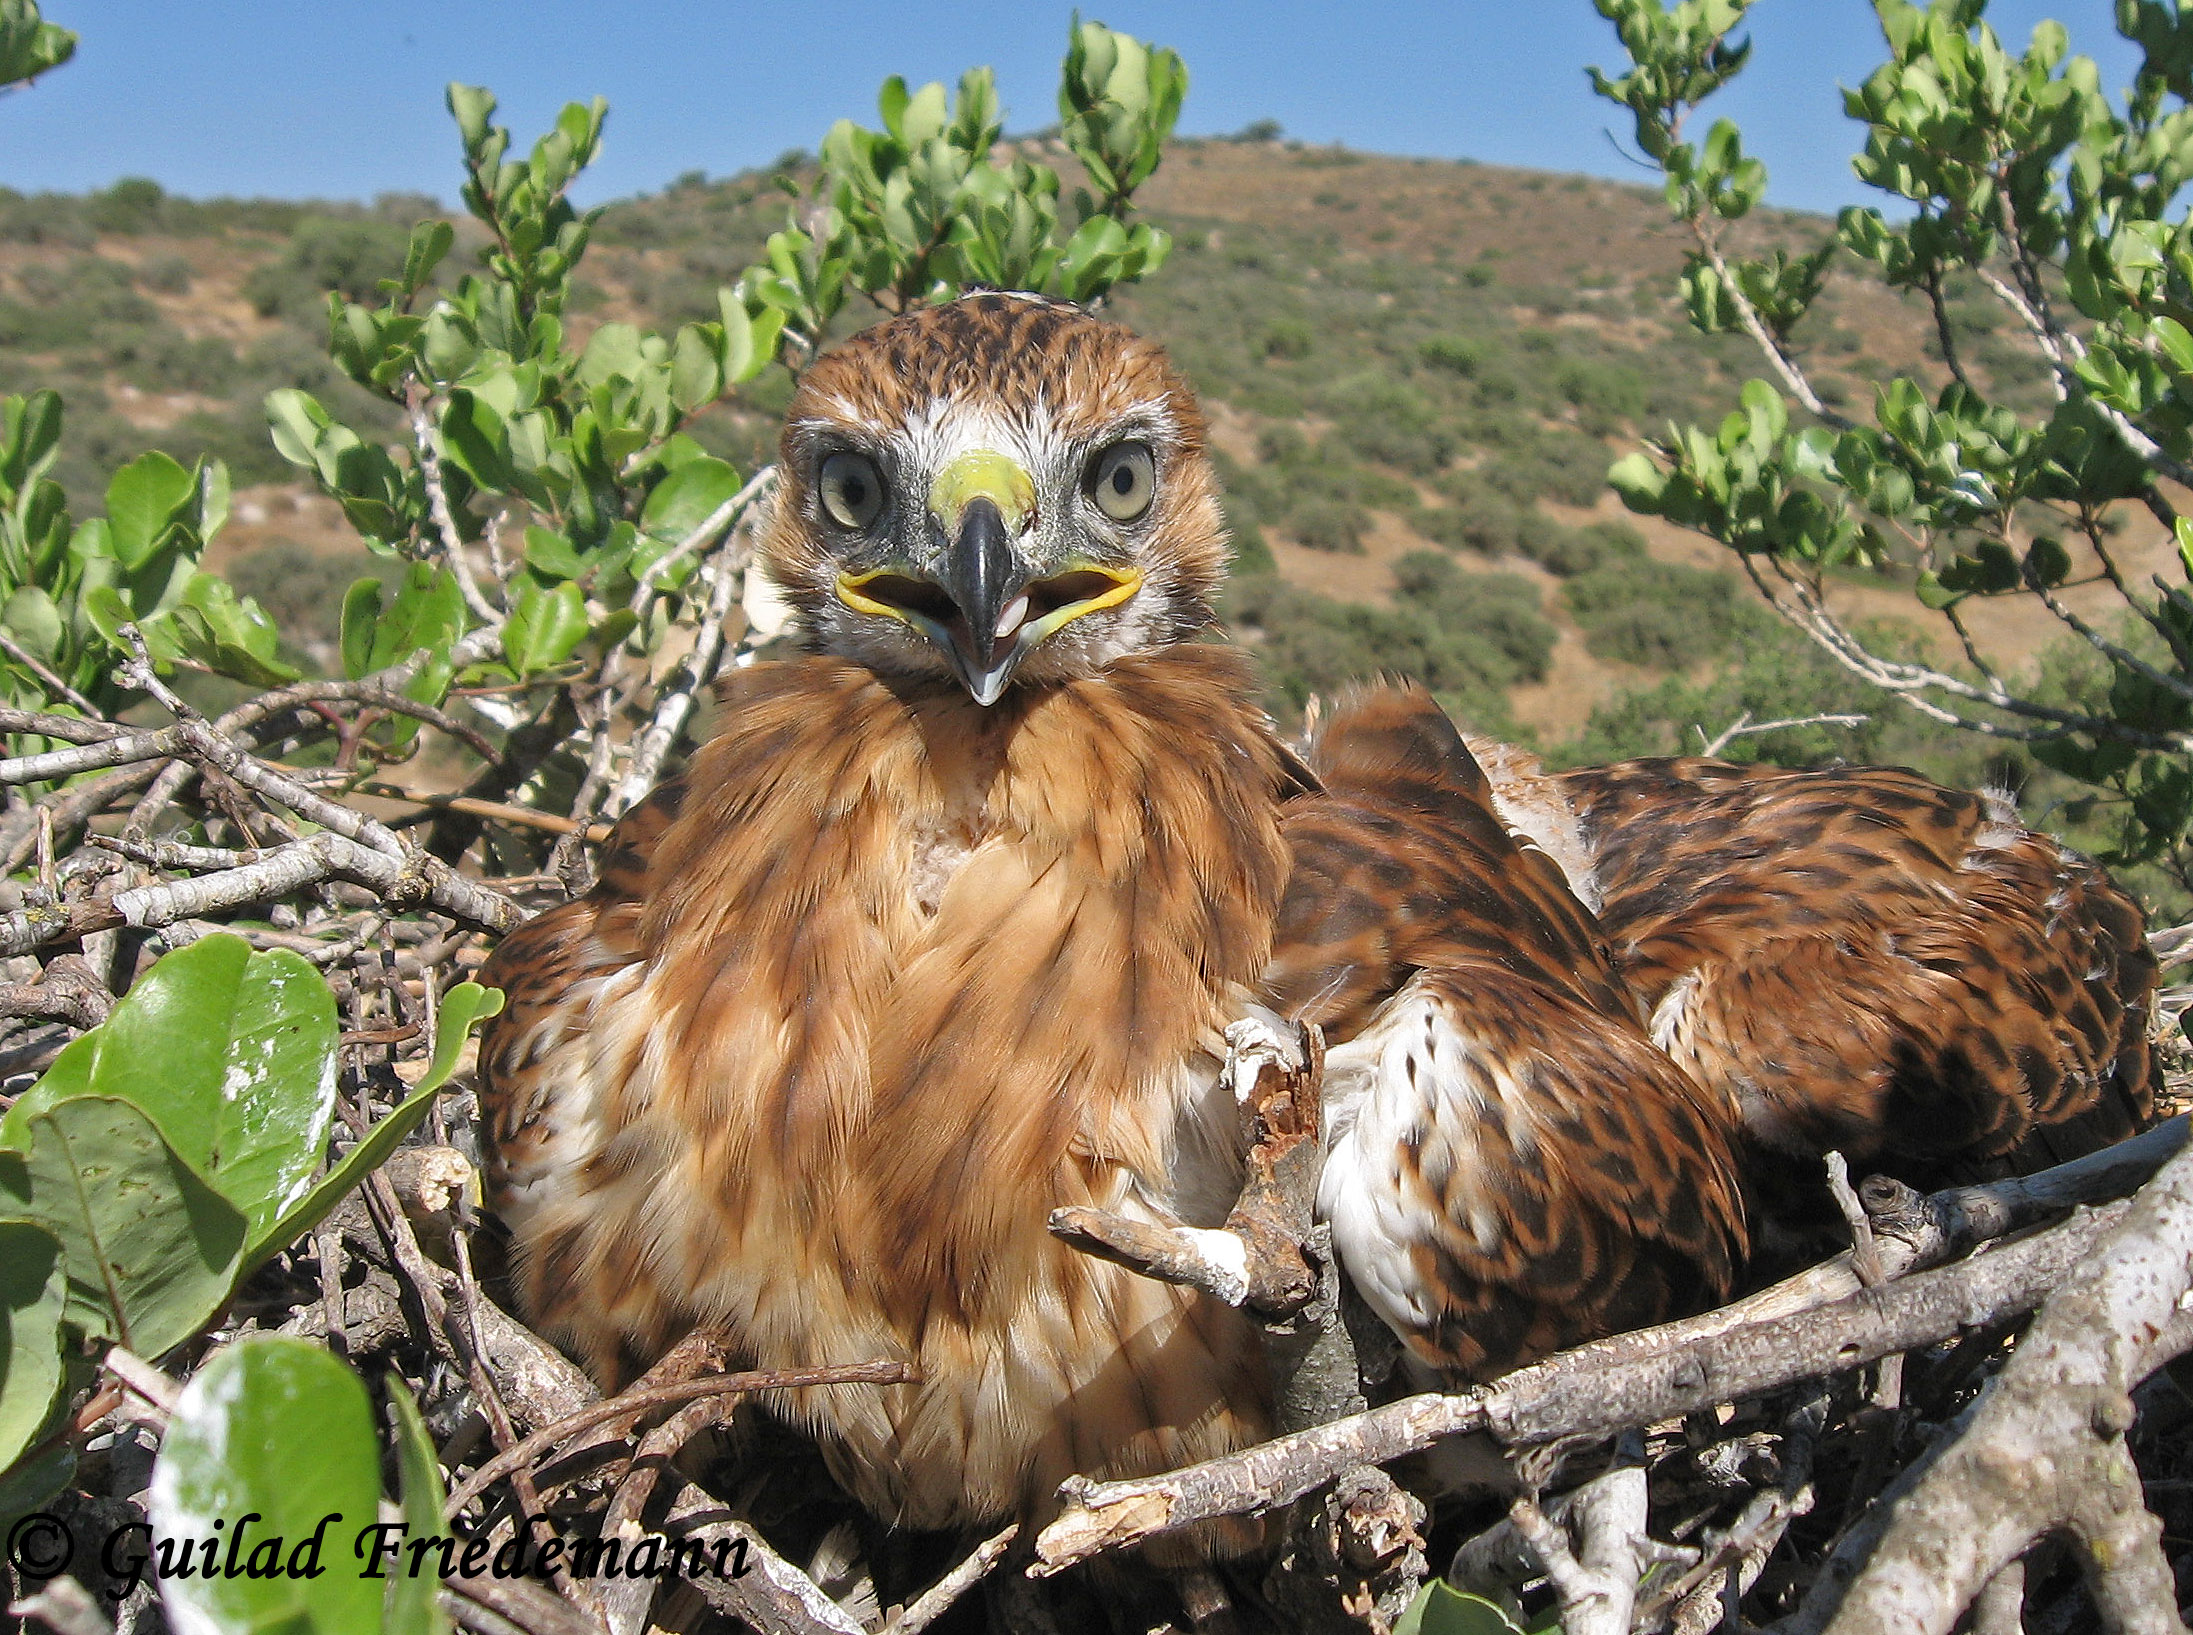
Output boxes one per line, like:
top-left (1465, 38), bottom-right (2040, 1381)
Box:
top-left (482, 643), bottom-right (1293, 1530)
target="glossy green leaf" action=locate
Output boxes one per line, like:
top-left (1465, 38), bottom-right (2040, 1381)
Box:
top-left (0, 1096), bottom-right (245, 1357)
top-left (1394, 1581), bottom-right (1529, 1635)
top-left (103, 451), bottom-right (196, 572)
top-left (0, 1220), bottom-right (66, 1472)
top-left (384, 1378), bottom-right (453, 1635)
top-left (424, 984), bottom-right (504, 1095)
top-left (246, 985), bottom-right (499, 1274)
top-left (150, 1337), bottom-right (384, 1635)
top-left (522, 524), bottom-right (586, 582)
top-left (640, 454), bottom-right (742, 544)
top-left (169, 573), bottom-right (299, 687)
top-left (504, 578), bottom-right (588, 676)
top-left (349, 562), bottom-right (464, 680)
top-left (0, 936), bottom-right (340, 1252)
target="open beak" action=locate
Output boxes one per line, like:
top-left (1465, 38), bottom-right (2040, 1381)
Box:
top-left (833, 453), bottom-right (1143, 705)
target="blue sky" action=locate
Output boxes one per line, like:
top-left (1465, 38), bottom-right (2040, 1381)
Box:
top-left (1, 3), bottom-right (2141, 216)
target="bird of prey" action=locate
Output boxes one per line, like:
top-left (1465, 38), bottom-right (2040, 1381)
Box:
top-left (1470, 745), bottom-right (2160, 1261)
top-left (475, 293), bottom-right (1747, 1557)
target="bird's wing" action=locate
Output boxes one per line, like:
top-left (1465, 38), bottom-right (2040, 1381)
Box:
top-left (1267, 687), bottom-right (1746, 1381)
top-left (1551, 756), bottom-right (2158, 1185)
top-left (474, 777), bottom-right (693, 1371)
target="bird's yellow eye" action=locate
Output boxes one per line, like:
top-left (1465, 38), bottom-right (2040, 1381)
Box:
top-left (1087, 442), bottom-right (1155, 523)
top-left (817, 451), bottom-right (885, 531)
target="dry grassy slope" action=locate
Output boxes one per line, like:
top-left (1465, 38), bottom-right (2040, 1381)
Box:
top-left (1129, 141), bottom-right (2180, 737)
top-left (3, 139), bottom-right (2168, 741)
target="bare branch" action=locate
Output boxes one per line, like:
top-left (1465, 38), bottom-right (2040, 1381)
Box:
top-left (409, 392), bottom-right (505, 627)
top-left (1794, 1142), bottom-right (2193, 1634)
top-left (1033, 1190), bottom-right (2134, 1572)
top-left (877, 1523), bottom-right (1021, 1635)
top-left (1697, 711), bottom-right (1870, 757)
top-left (608, 518), bottom-right (749, 817)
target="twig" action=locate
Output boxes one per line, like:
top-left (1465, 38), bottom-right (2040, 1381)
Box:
top-left (442, 1360), bottom-right (914, 1520)
top-left (101, 1346), bottom-right (182, 1415)
top-left (1697, 712), bottom-right (1869, 757)
top-left (1508, 1435), bottom-right (1651, 1635)
top-left (361, 783), bottom-right (612, 842)
top-left (0, 629), bottom-right (99, 718)
top-left (410, 392), bottom-right (505, 627)
top-left (878, 1523), bottom-right (1021, 1635)
top-left (1826, 1153), bottom-right (1886, 1290)
top-left (607, 522), bottom-right (747, 817)
top-left (649, 1480), bottom-right (868, 1635)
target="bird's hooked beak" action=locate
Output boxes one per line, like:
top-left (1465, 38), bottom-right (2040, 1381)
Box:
top-left (834, 450), bottom-right (1142, 705)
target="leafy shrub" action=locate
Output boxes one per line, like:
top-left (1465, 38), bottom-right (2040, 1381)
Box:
top-left (84, 175), bottom-right (170, 233)
top-left (105, 325), bottom-right (237, 394)
top-left (1225, 571), bottom-right (1536, 735)
top-left (1479, 425), bottom-right (1615, 506)
top-left (1419, 334), bottom-right (1482, 375)
top-left (1319, 372), bottom-right (1454, 475)
top-left (242, 214), bottom-right (413, 318)
top-left (136, 251), bottom-right (194, 293)
top-left (1288, 496), bottom-right (1370, 553)
top-left (1564, 558), bottom-right (1757, 669)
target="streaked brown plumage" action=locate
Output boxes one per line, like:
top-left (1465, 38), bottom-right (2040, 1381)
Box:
top-left (1500, 749), bottom-right (2158, 1256)
top-left (1272, 692), bottom-right (1745, 1380)
top-left (476, 294), bottom-right (1747, 1552)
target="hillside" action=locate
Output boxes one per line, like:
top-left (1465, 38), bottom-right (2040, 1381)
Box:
top-left (0, 136), bottom-right (2175, 903)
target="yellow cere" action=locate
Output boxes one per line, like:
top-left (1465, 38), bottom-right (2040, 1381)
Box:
top-left (927, 449), bottom-right (1036, 531)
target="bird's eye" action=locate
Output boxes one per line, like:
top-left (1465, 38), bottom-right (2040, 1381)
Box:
top-left (1087, 442), bottom-right (1156, 523)
top-left (817, 451), bottom-right (885, 531)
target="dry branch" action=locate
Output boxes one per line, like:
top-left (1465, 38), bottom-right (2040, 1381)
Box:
top-left (1033, 1190), bottom-right (2134, 1572)
top-left (1791, 1141), bottom-right (2193, 1634)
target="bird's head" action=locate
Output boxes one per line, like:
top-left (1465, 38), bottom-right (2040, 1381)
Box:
top-left (759, 292), bottom-right (1229, 703)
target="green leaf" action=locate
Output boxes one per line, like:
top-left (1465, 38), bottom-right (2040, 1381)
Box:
top-left (640, 454), bottom-right (742, 544)
top-left (249, 1081), bottom-right (440, 1275)
top-left (522, 525), bottom-right (587, 582)
top-left (0, 1220), bottom-right (66, 1472)
top-left (104, 451), bottom-right (196, 572)
top-left (1394, 1581), bottom-right (1529, 1635)
top-left (149, 1337), bottom-right (384, 1635)
top-left (2026, 535), bottom-right (2072, 588)
top-left (3, 585), bottom-right (63, 666)
top-left (0, 1096), bottom-right (245, 1357)
top-left (264, 389), bottom-right (333, 473)
top-left (168, 573), bottom-right (299, 687)
top-left (1, 937), bottom-right (340, 1255)
top-left (1608, 450), bottom-right (1671, 510)
top-left (350, 563), bottom-right (464, 680)
top-left (384, 1378), bottom-right (453, 1635)
top-left (447, 83), bottom-right (498, 154)
top-left (424, 984), bottom-right (503, 1095)
top-left (402, 220), bottom-right (456, 296)
top-left (207, 982), bottom-right (496, 1275)
top-left (503, 578), bottom-right (588, 676)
